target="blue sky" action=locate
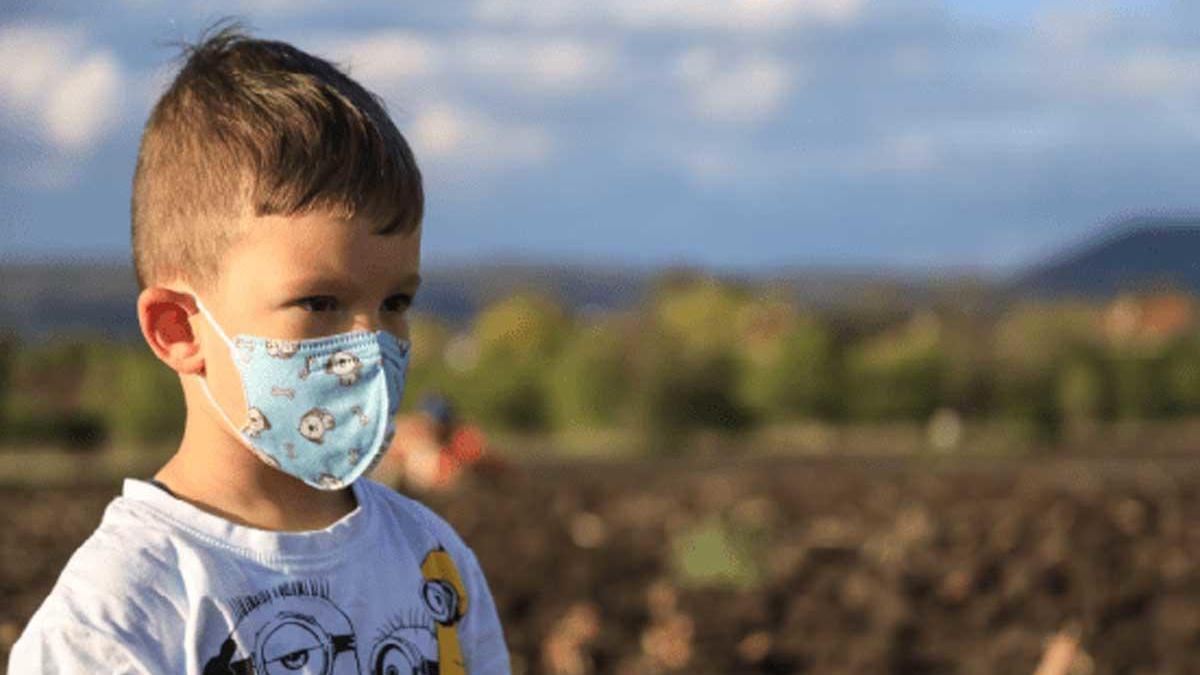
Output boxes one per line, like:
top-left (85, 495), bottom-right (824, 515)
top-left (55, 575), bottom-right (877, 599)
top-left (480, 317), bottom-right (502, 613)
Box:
top-left (0, 0), bottom-right (1195, 274)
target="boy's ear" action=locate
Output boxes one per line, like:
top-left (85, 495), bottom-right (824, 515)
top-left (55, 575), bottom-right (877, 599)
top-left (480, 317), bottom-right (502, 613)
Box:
top-left (137, 286), bottom-right (204, 376)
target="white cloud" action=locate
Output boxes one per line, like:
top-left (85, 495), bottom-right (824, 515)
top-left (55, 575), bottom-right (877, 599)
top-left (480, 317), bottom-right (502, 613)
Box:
top-left (474, 0), bottom-right (864, 32)
top-left (318, 31), bottom-right (439, 89)
top-left (1109, 48), bottom-right (1200, 96)
top-left (45, 52), bottom-right (123, 149)
top-left (458, 35), bottom-right (616, 94)
top-left (674, 48), bottom-right (794, 124)
top-left (0, 24), bottom-right (124, 153)
top-left (681, 148), bottom-right (738, 183)
top-left (1032, 7), bottom-right (1116, 52)
top-left (858, 132), bottom-right (939, 174)
top-left (319, 30), bottom-right (617, 99)
top-left (410, 102), bottom-right (552, 168)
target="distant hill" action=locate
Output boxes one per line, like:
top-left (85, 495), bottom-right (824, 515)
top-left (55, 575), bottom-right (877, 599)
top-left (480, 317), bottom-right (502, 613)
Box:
top-left (1009, 217), bottom-right (1200, 299)
top-left (0, 260), bottom-right (654, 341)
top-left (0, 256), bottom-right (986, 341)
top-left (19, 215), bottom-right (1200, 341)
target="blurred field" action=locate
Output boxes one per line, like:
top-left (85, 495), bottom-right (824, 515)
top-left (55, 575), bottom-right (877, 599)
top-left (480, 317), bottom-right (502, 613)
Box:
top-left (3, 452), bottom-right (1199, 674)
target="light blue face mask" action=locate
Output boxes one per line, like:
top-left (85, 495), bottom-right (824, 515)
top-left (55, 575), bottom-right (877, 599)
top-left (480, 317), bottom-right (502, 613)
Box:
top-left (191, 295), bottom-right (411, 491)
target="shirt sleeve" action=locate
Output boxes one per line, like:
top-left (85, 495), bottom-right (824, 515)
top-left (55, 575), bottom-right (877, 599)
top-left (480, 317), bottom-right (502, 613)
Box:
top-left (7, 615), bottom-right (158, 675)
top-left (459, 545), bottom-right (512, 675)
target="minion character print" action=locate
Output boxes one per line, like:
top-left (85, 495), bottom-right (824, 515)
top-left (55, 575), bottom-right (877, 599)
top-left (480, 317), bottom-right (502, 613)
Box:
top-left (201, 549), bottom-right (471, 675)
top-left (202, 580), bottom-right (362, 675)
top-left (419, 547), bottom-right (469, 675)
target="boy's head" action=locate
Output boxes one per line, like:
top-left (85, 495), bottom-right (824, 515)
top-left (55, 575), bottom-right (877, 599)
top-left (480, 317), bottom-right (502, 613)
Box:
top-left (134, 24), bottom-right (424, 488)
top-left (131, 22), bottom-right (423, 298)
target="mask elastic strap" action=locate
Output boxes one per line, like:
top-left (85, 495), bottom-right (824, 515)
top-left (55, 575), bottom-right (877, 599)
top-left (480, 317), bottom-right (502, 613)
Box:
top-left (192, 295), bottom-right (236, 351)
top-left (195, 371), bottom-right (246, 440)
top-left (190, 294), bottom-right (248, 442)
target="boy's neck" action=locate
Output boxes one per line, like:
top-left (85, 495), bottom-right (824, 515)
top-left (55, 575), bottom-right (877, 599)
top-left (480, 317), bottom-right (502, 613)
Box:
top-left (153, 412), bottom-right (359, 533)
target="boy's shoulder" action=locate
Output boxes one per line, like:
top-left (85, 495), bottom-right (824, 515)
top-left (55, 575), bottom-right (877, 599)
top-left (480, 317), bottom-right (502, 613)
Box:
top-left (33, 489), bottom-right (186, 622)
top-left (359, 476), bottom-right (477, 560)
top-left (9, 491), bottom-right (186, 672)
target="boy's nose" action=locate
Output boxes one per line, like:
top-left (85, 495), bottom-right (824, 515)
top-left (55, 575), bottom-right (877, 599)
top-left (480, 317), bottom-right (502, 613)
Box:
top-left (351, 314), bottom-right (380, 333)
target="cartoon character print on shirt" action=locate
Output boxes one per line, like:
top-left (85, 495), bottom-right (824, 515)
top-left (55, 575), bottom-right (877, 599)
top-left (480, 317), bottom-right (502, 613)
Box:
top-left (368, 610), bottom-right (439, 675)
top-left (416, 547), bottom-right (469, 675)
top-left (201, 548), bottom-right (471, 675)
top-left (365, 547), bottom-right (469, 675)
top-left (202, 579), bottom-right (361, 675)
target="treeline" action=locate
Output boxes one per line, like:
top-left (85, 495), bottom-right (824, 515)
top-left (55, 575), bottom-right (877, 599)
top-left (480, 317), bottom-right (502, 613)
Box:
top-left (2, 273), bottom-right (1200, 451)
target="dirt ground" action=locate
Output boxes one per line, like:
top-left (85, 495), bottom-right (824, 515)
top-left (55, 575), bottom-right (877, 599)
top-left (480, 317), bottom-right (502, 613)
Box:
top-left (2, 454), bottom-right (1199, 674)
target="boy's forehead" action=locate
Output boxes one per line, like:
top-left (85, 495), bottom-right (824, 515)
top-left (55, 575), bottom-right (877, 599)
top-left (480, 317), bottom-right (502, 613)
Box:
top-left (225, 211), bottom-right (420, 293)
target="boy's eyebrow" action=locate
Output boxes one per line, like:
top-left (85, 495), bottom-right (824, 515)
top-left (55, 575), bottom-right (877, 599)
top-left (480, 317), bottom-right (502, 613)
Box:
top-left (281, 272), bottom-right (421, 294)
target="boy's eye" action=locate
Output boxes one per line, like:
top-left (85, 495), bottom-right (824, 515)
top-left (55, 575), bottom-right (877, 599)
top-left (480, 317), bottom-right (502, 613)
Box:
top-left (296, 296), bottom-right (338, 312)
top-left (383, 293), bottom-right (414, 312)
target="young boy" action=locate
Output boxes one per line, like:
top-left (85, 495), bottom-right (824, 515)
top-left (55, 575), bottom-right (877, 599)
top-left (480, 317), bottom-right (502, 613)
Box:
top-left (8, 25), bottom-right (511, 674)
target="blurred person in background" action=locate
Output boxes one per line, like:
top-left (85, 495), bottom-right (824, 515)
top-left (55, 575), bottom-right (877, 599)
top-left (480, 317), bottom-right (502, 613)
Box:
top-left (375, 392), bottom-right (508, 492)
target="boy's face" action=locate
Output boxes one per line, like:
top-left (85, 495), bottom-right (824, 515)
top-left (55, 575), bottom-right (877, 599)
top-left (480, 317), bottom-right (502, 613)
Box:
top-left (179, 209), bottom-right (421, 448)
top-left (201, 210), bottom-right (422, 342)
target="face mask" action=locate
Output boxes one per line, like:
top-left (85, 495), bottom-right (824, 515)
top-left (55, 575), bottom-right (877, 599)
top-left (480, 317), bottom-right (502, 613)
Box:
top-left (191, 295), bottom-right (411, 491)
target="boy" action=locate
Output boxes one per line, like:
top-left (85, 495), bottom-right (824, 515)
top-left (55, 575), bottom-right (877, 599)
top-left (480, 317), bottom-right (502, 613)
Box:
top-left (8, 24), bottom-right (511, 674)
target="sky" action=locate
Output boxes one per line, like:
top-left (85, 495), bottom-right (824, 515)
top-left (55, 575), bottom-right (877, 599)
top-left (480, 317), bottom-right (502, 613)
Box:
top-left (1, 0), bottom-right (1196, 275)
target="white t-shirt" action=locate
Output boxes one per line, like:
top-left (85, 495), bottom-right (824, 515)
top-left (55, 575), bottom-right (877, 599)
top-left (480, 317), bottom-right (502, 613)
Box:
top-left (8, 476), bottom-right (510, 675)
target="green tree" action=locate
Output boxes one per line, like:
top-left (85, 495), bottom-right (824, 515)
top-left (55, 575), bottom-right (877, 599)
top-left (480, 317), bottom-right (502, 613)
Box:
top-left (81, 345), bottom-right (185, 447)
top-left (845, 311), bottom-right (944, 420)
top-left (1055, 348), bottom-right (1110, 428)
top-left (395, 313), bottom-right (455, 413)
top-left (628, 325), bottom-right (754, 456)
top-left (0, 331), bottom-right (15, 424)
top-left (1164, 336), bottom-right (1200, 414)
top-left (736, 313), bottom-right (838, 422)
top-left (991, 302), bottom-right (1102, 440)
top-left (457, 291), bottom-right (571, 431)
top-left (544, 319), bottom-right (629, 430)
top-left (1108, 348), bottom-right (1170, 420)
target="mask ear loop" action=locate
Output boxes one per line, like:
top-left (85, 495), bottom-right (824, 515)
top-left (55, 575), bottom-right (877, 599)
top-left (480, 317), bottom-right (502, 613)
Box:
top-left (190, 295), bottom-right (249, 441)
top-left (192, 295), bottom-right (236, 351)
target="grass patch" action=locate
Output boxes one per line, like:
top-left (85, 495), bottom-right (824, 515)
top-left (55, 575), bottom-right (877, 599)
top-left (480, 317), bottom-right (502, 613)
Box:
top-left (670, 514), bottom-right (766, 591)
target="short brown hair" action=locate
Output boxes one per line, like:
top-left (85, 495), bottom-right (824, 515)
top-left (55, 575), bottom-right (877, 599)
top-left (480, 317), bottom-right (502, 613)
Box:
top-left (131, 22), bottom-right (423, 291)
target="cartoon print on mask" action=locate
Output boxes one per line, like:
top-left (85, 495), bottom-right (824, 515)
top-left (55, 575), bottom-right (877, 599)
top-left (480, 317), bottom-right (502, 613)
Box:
top-left (234, 336), bottom-right (256, 364)
top-left (298, 354), bottom-right (322, 380)
top-left (271, 386), bottom-right (297, 400)
top-left (315, 473), bottom-right (344, 490)
top-left (266, 339), bottom-right (300, 359)
top-left (325, 351), bottom-right (363, 386)
top-left (313, 448), bottom-right (352, 490)
top-left (350, 406), bottom-right (370, 427)
top-left (284, 441), bottom-right (297, 460)
top-left (299, 408), bottom-right (336, 444)
top-left (243, 407), bottom-right (272, 438)
top-left (202, 579), bottom-right (361, 675)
